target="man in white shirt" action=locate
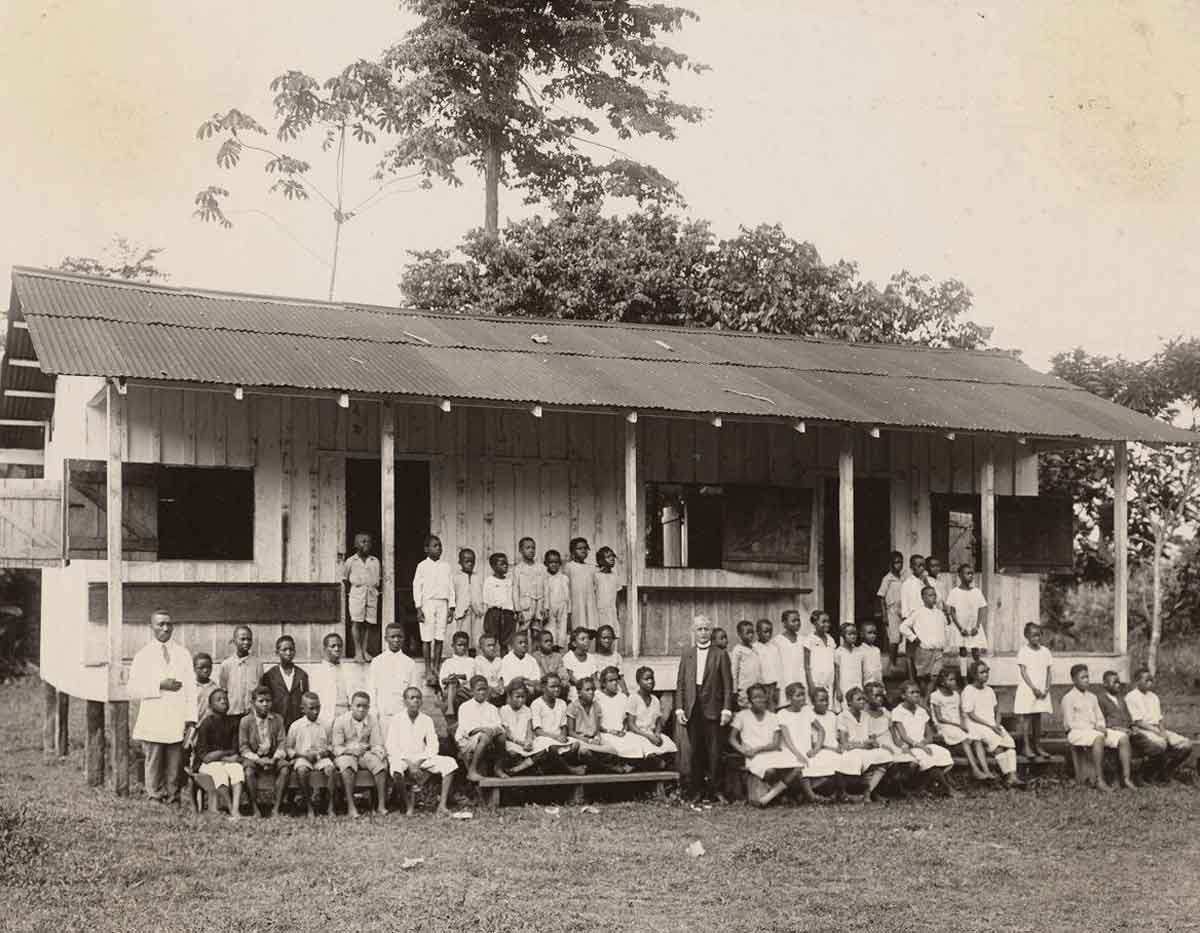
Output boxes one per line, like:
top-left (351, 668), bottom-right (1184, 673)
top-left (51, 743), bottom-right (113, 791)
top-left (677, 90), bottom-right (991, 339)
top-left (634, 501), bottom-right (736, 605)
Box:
top-left (368, 623), bottom-right (423, 737)
top-left (386, 686), bottom-right (458, 815)
top-left (309, 633), bottom-right (363, 727)
top-left (127, 610), bottom-right (196, 804)
top-left (1125, 668), bottom-right (1192, 781)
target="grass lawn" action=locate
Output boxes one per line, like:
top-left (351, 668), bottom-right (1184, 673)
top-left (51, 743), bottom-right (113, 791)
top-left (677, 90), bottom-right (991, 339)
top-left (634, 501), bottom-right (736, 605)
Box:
top-left (3, 678), bottom-right (1199, 933)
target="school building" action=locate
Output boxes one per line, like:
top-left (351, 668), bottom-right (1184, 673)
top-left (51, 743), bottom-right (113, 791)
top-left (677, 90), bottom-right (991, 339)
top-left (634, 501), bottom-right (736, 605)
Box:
top-left (1, 267), bottom-right (1195, 790)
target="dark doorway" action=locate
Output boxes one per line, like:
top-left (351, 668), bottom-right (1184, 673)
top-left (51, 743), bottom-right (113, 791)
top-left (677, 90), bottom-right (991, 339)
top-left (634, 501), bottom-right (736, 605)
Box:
top-left (345, 458), bottom-right (431, 657)
top-left (822, 477), bottom-right (892, 629)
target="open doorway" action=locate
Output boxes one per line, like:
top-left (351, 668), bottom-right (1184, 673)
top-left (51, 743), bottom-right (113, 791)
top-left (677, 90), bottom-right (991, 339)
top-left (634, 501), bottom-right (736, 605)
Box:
top-left (822, 477), bottom-right (892, 629)
top-left (344, 458), bottom-right (431, 658)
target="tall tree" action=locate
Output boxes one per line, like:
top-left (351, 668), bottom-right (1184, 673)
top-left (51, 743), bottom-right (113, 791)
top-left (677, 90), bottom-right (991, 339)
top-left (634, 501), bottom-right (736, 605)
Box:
top-left (400, 203), bottom-right (991, 347)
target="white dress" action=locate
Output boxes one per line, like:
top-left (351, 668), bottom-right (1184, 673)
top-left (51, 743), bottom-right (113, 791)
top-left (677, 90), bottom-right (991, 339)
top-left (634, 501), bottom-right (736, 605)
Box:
top-left (961, 685), bottom-right (1016, 751)
top-left (499, 704), bottom-right (537, 757)
top-left (1013, 645), bottom-right (1054, 714)
top-left (595, 690), bottom-right (644, 759)
top-left (836, 709), bottom-right (894, 774)
top-left (891, 705), bottom-right (953, 770)
top-left (929, 689), bottom-right (969, 745)
top-left (777, 707), bottom-right (838, 779)
top-left (626, 693), bottom-right (678, 755)
top-left (946, 587), bottom-right (988, 651)
top-left (529, 696), bottom-right (573, 753)
top-left (732, 709), bottom-right (801, 778)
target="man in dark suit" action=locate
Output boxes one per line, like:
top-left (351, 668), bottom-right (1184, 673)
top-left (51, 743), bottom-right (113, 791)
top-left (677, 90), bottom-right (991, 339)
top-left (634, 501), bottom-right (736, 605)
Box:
top-left (674, 614), bottom-right (734, 802)
top-left (259, 635), bottom-right (310, 729)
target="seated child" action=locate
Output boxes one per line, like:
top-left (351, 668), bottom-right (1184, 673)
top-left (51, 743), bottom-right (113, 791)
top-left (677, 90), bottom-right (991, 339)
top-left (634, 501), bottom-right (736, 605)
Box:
top-left (805, 687), bottom-right (847, 796)
top-left (543, 549), bottom-right (571, 647)
top-left (499, 630), bottom-right (542, 700)
top-left (836, 686), bottom-right (894, 802)
top-left (565, 676), bottom-right (615, 768)
top-left (929, 668), bottom-right (990, 781)
top-left (730, 683), bottom-right (802, 807)
top-left (481, 552), bottom-right (516, 650)
top-left (534, 628), bottom-right (566, 682)
top-left (286, 691), bottom-right (336, 818)
top-left (753, 619), bottom-right (781, 709)
top-left (238, 685), bottom-right (291, 818)
top-left (529, 673), bottom-right (582, 771)
top-left (439, 631), bottom-right (476, 718)
top-left (498, 682), bottom-right (542, 776)
top-left (804, 612), bottom-right (837, 709)
top-left (595, 666), bottom-right (643, 765)
top-left (260, 634), bottom-right (309, 729)
top-left (385, 685), bottom-right (458, 815)
top-left (1124, 667), bottom-right (1193, 782)
top-left (834, 623), bottom-right (864, 709)
top-left (1060, 664), bottom-right (1126, 790)
top-left (1014, 622), bottom-right (1054, 760)
top-left (562, 627), bottom-right (599, 702)
top-left (1097, 671), bottom-right (1136, 788)
top-left (191, 688), bottom-right (247, 820)
top-left (730, 620), bottom-right (763, 710)
top-left (625, 666), bottom-right (678, 765)
top-left (332, 691), bottom-right (389, 817)
top-left (889, 681), bottom-right (956, 796)
top-left (859, 622), bottom-right (884, 687)
top-left (455, 675), bottom-right (506, 781)
top-left (775, 683), bottom-right (833, 803)
top-left (473, 634), bottom-right (506, 705)
top-left (961, 661), bottom-right (1023, 788)
top-left (593, 624), bottom-right (626, 693)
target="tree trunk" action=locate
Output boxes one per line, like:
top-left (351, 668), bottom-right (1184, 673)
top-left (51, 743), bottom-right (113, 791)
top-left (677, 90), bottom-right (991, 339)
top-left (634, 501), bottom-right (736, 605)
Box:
top-left (1148, 527), bottom-right (1163, 677)
top-left (484, 128), bottom-right (501, 240)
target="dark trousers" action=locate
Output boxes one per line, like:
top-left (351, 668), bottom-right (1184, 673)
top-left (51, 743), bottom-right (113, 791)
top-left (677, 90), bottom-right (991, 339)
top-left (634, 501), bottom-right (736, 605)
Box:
top-left (143, 741), bottom-right (183, 802)
top-left (686, 700), bottom-right (724, 795)
top-left (483, 608), bottom-right (517, 650)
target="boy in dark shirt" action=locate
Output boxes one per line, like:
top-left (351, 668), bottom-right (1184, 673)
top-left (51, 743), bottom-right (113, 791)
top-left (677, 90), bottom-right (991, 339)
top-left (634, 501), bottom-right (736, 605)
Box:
top-left (191, 688), bottom-right (247, 820)
top-left (260, 634), bottom-right (309, 728)
top-left (238, 686), bottom-right (291, 817)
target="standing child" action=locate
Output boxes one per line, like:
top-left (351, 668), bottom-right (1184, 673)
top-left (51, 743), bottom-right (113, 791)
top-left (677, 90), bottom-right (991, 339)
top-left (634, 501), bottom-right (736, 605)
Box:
top-left (899, 586), bottom-right (949, 698)
top-left (594, 546), bottom-right (621, 642)
top-left (593, 623), bottom-right (626, 693)
top-left (331, 692), bottom-right (388, 817)
top-left (890, 681), bottom-right (956, 795)
top-left (925, 557), bottom-right (953, 609)
top-left (564, 537), bottom-right (598, 633)
top-left (754, 619), bottom-right (782, 709)
top-left (876, 550), bottom-right (905, 669)
top-left (498, 683), bottom-right (542, 776)
top-left (961, 661), bottom-right (1022, 788)
top-left (804, 611), bottom-right (837, 710)
top-left (836, 686), bottom-right (893, 802)
top-left (625, 667), bottom-right (678, 764)
top-left (473, 634), bottom-right (506, 704)
top-left (712, 627), bottom-right (729, 651)
top-left (439, 631), bottom-right (476, 718)
top-left (309, 632), bottom-right (356, 726)
top-left (452, 548), bottom-right (486, 649)
top-left (858, 622), bottom-right (884, 687)
top-left (191, 688), bottom-right (247, 820)
top-left (929, 669), bottom-right (990, 781)
top-left (386, 686), bottom-right (458, 815)
top-left (369, 622), bottom-right (422, 738)
top-left (218, 625), bottom-right (262, 717)
top-left (512, 536), bottom-right (547, 639)
top-left (260, 635), bottom-right (309, 729)
top-left (834, 623), bottom-right (864, 710)
top-left (730, 683), bottom-right (802, 807)
top-left (945, 564), bottom-right (988, 678)
top-left (596, 666), bottom-right (644, 765)
top-left (899, 554), bottom-right (929, 679)
top-left (1014, 623), bottom-right (1054, 760)
top-left (238, 686), bottom-right (291, 818)
top-left (286, 692), bottom-right (335, 819)
top-left (192, 652), bottom-right (218, 733)
top-left (455, 676), bottom-right (506, 781)
top-left (543, 549), bottom-right (572, 647)
top-left (562, 626), bottom-right (599, 701)
top-left (730, 620), bottom-right (763, 710)
top-left (343, 532), bottom-right (381, 662)
top-left (773, 611), bottom-right (808, 709)
top-left (482, 552), bottom-right (517, 651)
top-left (413, 534), bottom-right (455, 675)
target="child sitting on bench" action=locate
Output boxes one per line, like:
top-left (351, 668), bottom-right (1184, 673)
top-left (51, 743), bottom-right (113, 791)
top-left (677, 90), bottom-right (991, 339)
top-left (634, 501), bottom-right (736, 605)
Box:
top-left (191, 688), bottom-right (246, 820)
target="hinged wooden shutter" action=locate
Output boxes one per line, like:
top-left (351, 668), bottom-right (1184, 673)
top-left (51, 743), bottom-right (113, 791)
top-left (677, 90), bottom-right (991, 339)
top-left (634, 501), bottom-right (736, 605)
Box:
top-left (0, 478), bottom-right (64, 567)
top-left (66, 459), bottom-right (158, 560)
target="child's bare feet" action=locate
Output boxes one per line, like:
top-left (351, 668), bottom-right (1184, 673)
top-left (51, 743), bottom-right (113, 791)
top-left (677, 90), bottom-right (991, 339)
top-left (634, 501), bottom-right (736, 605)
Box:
top-left (435, 805), bottom-right (450, 817)
top-left (375, 805), bottom-right (388, 816)
top-left (566, 764), bottom-right (587, 776)
top-left (406, 806), bottom-right (416, 817)
top-left (494, 767), bottom-right (510, 778)
top-left (466, 771), bottom-right (484, 782)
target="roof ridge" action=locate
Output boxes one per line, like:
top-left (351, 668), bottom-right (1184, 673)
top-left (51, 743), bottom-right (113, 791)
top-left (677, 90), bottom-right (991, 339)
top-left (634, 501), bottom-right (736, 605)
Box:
top-left (11, 265), bottom-right (1020, 362)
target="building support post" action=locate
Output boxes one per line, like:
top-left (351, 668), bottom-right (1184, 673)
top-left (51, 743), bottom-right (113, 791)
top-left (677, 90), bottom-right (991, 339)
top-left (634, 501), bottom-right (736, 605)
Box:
top-left (838, 429), bottom-right (855, 624)
top-left (42, 681), bottom-right (56, 759)
top-left (980, 442), bottom-right (996, 606)
top-left (380, 401), bottom-right (396, 637)
top-left (106, 380), bottom-right (129, 796)
top-left (56, 689), bottom-right (69, 757)
top-left (624, 417), bottom-right (641, 656)
top-left (1113, 442), bottom-right (1129, 657)
top-left (85, 700), bottom-right (106, 786)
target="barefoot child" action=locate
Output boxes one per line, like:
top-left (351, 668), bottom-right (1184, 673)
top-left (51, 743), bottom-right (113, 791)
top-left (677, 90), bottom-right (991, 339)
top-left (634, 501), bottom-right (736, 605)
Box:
top-left (370, 622), bottom-right (422, 738)
top-left (859, 622), bottom-right (884, 687)
top-left (1124, 668), bottom-right (1191, 782)
top-left (238, 685), bottom-right (291, 817)
top-left (564, 537), bottom-right (598, 633)
top-left (806, 687), bottom-right (847, 796)
top-left (439, 631), bottom-right (475, 718)
top-left (482, 552), bottom-right (517, 651)
top-left (775, 683), bottom-right (833, 802)
top-left (343, 532), bottom-right (381, 661)
top-left (332, 691), bottom-right (388, 817)
top-left (1061, 664), bottom-right (1123, 790)
top-left (890, 681), bottom-right (955, 795)
top-left (946, 564), bottom-right (988, 678)
top-left (455, 675), bottom-right (506, 781)
top-left (543, 549), bottom-right (571, 647)
top-left (286, 692), bottom-right (335, 818)
top-left (804, 611), bottom-right (837, 709)
top-left (512, 536), bottom-right (547, 638)
top-left (565, 676), bottom-right (612, 768)
top-left (499, 683), bottom-right (542, 775)
top-left (961, 661), bottom-right (1023, 787)
top-left (596, 666), bottom-right (643, 765)
top-left (452, 548), bottom-right (486, 648)
top-left (836, 686), bottom-right (893, 802)
top-left (386, 686), bottom-right (458, 815)
top-left (191, 688), bottom-right (247, 819)
top-left (529, 673), bottom-right (580, 770)
top-left (473, 634), bottom-right (506, 705)
top-left (1014, 623), bottom-right (1053, 759)
top-left (413, 534), bottom-right (455, 674)
top-left (929, 668), bottom-right (989, 781)
top-left (730, 683), bottom-right (802, 807)
top-left (593, 623), bottom-right (626, 693)
top-left (899, 586), bottom-right (949, 698)
top-left (625, 667), bottom-right (678, 764)
top-left (876, 550), bottom-right (905, 669)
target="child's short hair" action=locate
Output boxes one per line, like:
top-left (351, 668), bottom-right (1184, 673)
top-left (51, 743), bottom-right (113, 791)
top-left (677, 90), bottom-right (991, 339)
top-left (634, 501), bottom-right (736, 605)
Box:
top-left (594, 545), bottom-right (615, 567)
top-left (810, 686), bottom-right (829, 701)
top-left (746, 683), bottom-right (769, 700)
top-left (1101, 669), bottom-right (1120, 683)
top-left (301, 690), bottom-right (320, 704)
top-left (1069, 663), bottom-right (1089, 679)
top-left (936, 668), bottom-right (958, 688)
top-left (736, 619), bottom-right (754, 634)
top-left (921, 585), bottom-right (936, 597)
top-left (351, 690), bottom-right (371, 704)
top-left (541, 671), bottom-right (561, 686)
top-left (957, 563), bottom-right (972, 575)
top-left (544, 548), bottom-right (561, 563)
top-left (576, 675), bottom-right (596, 691)
top-left (899, 680), bottom-right (921, 695)
top-left (569, 536), bottom-right (588, 551)
top-left (506, 681), bottom-right (527, 698)
top-left (404, 685), bottom-right (423, 700)
top-left (323, 632), bottom-right (343, 647)
top-left (572, 626), bottom-right (592, 641)
top-left (1023, 622), bottom-right (1041, 638)
top-left (809, 609), bottom-right (824, 625)
top-left (599, 665), bottom-right (621, 682)
top-left (784, 681), bottom-right (806, 699)
top-left (712, 627), bottom-right (726, 640)
top-left (488, 552), bottom-right (507, 570)
top-left (889, 550), bottom-right (903, 561)
top-left (275, 635), bottom-right (295, 650)
top-left (424, 534), bottom-right (441, 548)
top-left (863, 680), bottom-right (885, 694)
top-left (841, 621), bottom-right (856, 635)
top-left (252, 685), bottom-right (272, 702)
top-left (966, 660), bottom-right (987, 683)
top-left (451, 631), bottom-right (470, 645)
top-left (480, 633), bottom-right (497, 647)
top-left (844, 686), bottom-right (865, 704)
top-left (512, 629), bottom-right (528, 643)
top-left (233, 624), bottom-right (253, 639)
top-left (385, 622), bottom-right (404, 634)
top-left (596, 624), bottom-right (615, 640)
top-left (1132, 666), bottom-right (1150, 680)
top-left (634, 665), bottom-right (653, 683)
top-left (518, 536), bottom-right (535, 548)
top-left (208, 687), bottom-right (228, 708)
top-left (194, 651), bottom-right (212, 666)
top-left (459, 547), bottom-right (475, 561)
top-left (468, 674), bottom-right (488, 690)
top-left (781, 609), bottom-right (799, 623)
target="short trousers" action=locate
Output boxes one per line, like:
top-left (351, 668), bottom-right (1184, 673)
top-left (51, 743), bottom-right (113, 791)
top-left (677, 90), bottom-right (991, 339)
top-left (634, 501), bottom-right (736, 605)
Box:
top-left (1067, 728), bottom-right (1124, 749)
top-left (198, 761), bottom-right (246, 787)
top-left (913, 646), bottom-right (945, 679)
top-left (420, 599), bottom-right (450, 643)
top-left (292, 756), bottom-right (335, 775)
top-left (334, 751), bottom-right (388, 774)
top-left (392, 755), bottom-right (458, 778)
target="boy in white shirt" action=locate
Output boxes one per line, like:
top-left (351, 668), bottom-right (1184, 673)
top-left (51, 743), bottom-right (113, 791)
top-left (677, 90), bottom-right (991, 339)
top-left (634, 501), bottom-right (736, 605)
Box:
top-left (368, 622), bottom-right (422, 737)
top-left (499, 629), bottom-right (542, 699)
top-left (474, 634), bottom-right (506, 704)
top-left (386, 686), bottom-right (458, 815)
top-left (753, 619), bottom-right (782, 709)
top-left (898, 586), bottom-right (948, 697)
top-left (413, 534), bottom-right (455, 676)
top-left (1125, 667), bottom-right (1192, 781)
top-left (482, 552), bottom-right (517, 651)
top-left (455, 675), bottom-right (505, 781)
top-left (1060, 664), bottom-right (1124, 790)
top-left (439, 631), bottom-right (476, 718)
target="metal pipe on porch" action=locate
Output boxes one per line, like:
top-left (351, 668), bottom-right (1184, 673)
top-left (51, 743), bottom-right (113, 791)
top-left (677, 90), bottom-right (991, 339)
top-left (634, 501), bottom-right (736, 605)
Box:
top-left (1113, 442), bottom-right (1129, 656)
top-left (106, 381), bottom-right (130, 796)
top-left (381, 402), bottom-right (396, 637)
top-left (838, 429), bottom-right (854, 623)
top-left (624, 417), bottom-right (641, 657)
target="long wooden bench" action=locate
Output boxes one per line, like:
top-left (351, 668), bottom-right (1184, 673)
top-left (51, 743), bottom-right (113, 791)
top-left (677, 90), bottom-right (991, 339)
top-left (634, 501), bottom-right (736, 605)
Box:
top-left (471, 770), bottom-right (679, 808)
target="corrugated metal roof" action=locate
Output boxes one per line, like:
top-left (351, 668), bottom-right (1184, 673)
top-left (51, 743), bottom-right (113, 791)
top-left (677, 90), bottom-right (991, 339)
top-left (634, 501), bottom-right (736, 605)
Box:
top-left (9, 266), bottom-right (1198, 444)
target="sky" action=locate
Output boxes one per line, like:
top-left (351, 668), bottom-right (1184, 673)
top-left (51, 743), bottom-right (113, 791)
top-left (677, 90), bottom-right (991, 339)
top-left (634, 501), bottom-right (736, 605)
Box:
top-left (1, 0), bottom-right (1198, 369)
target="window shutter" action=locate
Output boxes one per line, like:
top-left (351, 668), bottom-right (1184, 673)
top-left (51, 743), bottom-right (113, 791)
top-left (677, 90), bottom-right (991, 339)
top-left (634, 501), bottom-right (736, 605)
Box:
top-left (996, 495), bottom-right (1073, 573)
top-left (65, 459), bottom-right (158, 560)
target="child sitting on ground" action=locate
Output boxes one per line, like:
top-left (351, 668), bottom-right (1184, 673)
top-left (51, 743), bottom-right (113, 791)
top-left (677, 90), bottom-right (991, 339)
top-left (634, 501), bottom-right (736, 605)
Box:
top-left (625, 666), bottom-right (678, 766)
top-left (455, 675), bottom-right (506, 782)
top-left (238, 685), bottom-right (290, 818)
top-left (730, 683), bottom-right (802, 807)
top-left (439, 631), bottom-right (476, 718)
top-left (482, 552), bottom-right (516, 651)
top-left (836, 686), bottom-right (893, 803)
top-left (331, 691), bottom-right (388, 817)
top-left (1014, 623), bottom-right (1054, 760)
top-left (730, 619), bottom-right (762, 710)
top-left (859, 622), bottom-right (884, 687)
top-left (890, 681), bottom-right (956, 796)
top-left (1124, 667), bottom-right (1193, 782)
top-left (929, 668), bottom-right (990, 781)
top-left (961, 661), bottom-right (1022, 788)
top-left (385, 686), bottom-right (458, 815)
top-left (596, 665), bottom-right (643, 766)
top-left (498, 682), bottom-right (542, 776)
top-left (286, 692), bottom-right (335, 819)
top-left (191, 688), bottom-right (247, 820)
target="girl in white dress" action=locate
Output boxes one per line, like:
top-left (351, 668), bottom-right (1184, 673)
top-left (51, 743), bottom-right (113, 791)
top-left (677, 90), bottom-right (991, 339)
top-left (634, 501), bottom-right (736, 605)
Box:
top-left (836, 686), bottom-right (894, 802)
top-left (804, 612), bottom-right (838, 710)
top-left (1013, 623), bottom-right (1054, 760)
top-left (529, 673), bottom-right (581, 766)
top-left (625, 667), bottom-right (678, 764)
top-left (562, 627), bottom-right (599, 702)
top-left (929, 669), bottom-right (990, 781)
top-left (595, 666), bottom-right (645, 761)
top-left (805, 687), bottom-right (847, 792)
top-left (730, 683), bottom-right (802, 806)
top-left (890, 681), bottom-right (956, 796)
top-left (961, 661), bottom-right (1022, 787)
top-left (498, 683), bottom-right (541, 775)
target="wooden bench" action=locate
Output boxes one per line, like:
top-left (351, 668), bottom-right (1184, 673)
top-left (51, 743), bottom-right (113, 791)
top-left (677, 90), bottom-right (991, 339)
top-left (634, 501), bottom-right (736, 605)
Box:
top-left (471, 770), bottom-right (679, 809)
top-left (188, 767), bottom-right (380, 813)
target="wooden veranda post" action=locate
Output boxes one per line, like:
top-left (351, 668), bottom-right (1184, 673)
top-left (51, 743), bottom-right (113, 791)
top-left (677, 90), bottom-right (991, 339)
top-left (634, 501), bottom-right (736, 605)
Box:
top-left (979, 442), bottom-right (996, 604)
top-left (838, 429), bottom-right (855, 623)
top-left (42, 681), bottom-right (56, 759)
top-left (380, 402), bottom-right (396, 635)
top-left (1113, 442), bottom-right (1129, 657)
top-left (55, 689), bottom-right (69, 757)
top-left (85, 701), bottom-right (105, 786)
top-left (106, 381), bottom-right (129, 796)
top-left (624, 417), bottom-right (641, 656)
